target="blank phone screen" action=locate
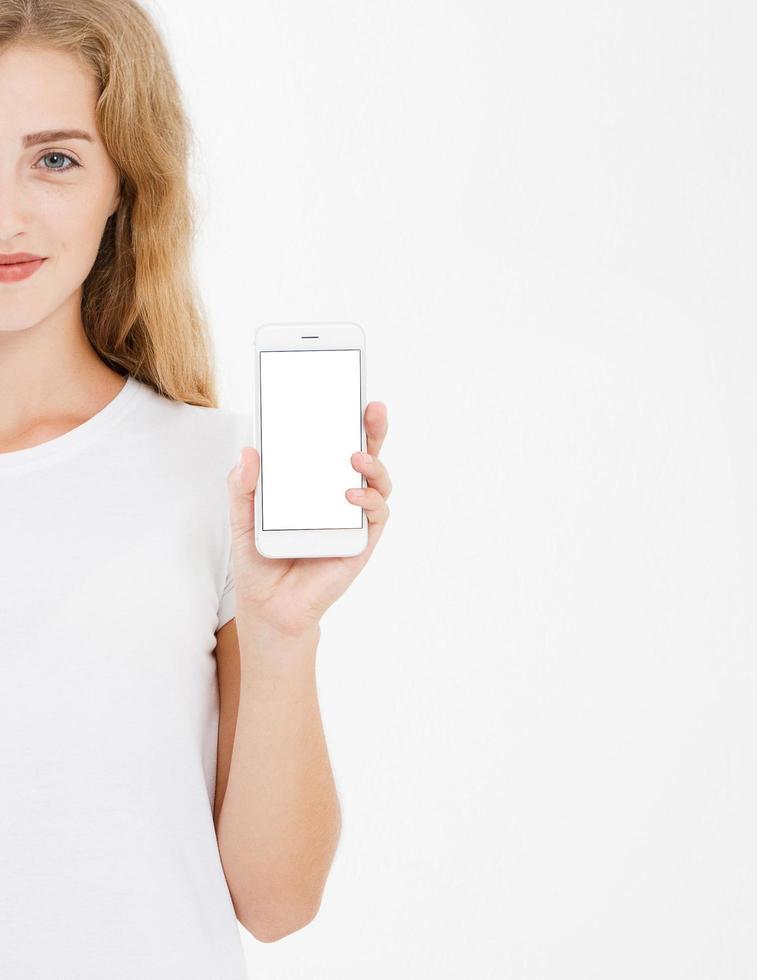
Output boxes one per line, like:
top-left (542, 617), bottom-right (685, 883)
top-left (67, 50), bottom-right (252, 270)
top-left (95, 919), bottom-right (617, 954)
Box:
top-left (259, 349), bottom-right (363, 530)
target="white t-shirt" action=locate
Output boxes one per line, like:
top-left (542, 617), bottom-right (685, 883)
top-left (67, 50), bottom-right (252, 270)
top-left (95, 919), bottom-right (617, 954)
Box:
top-left (0, 373), bottom-right (253, 979)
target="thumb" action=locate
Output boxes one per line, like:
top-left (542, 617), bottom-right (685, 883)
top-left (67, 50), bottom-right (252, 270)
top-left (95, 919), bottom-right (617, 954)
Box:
top-left (226, 446), bottom-right (263, 568)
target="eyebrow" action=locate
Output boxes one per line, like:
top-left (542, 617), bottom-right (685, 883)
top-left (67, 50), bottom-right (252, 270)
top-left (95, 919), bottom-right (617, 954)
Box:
top-left (23, 129), bottom-right (94, 148)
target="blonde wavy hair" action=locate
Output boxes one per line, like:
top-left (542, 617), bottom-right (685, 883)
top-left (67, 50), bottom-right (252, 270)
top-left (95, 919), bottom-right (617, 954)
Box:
top-left (0, 0), bottom-right (220, 407)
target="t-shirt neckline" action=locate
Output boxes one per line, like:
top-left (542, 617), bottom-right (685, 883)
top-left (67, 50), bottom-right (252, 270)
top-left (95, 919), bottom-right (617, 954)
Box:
top-left (0, 373), bottom-right (142, 476)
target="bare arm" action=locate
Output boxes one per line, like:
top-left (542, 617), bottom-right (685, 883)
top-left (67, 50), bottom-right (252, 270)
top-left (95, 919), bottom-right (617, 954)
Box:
top-left (213, 618), bottom-right (341, 943)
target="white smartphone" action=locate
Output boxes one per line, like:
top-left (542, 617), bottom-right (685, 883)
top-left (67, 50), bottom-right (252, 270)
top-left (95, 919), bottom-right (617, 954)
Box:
top-left (253, 322), bottom-right (369, 559)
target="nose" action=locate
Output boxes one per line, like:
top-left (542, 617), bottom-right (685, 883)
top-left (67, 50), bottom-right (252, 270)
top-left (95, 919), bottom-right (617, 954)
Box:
top-left (0, 186), bottom-right (33, 248)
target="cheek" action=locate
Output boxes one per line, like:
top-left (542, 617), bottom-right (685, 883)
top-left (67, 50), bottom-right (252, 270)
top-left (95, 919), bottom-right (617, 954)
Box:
top-left (33, 185), bottom-right (112, 272)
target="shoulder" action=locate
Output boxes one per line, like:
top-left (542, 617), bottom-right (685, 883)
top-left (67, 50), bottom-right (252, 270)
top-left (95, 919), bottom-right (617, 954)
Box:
top-left (130, 377), bottom-right (253, 470)
top-left (161, 398), bottom-right (252, 468)
top-left (202, 407), bottom-right (253, 467)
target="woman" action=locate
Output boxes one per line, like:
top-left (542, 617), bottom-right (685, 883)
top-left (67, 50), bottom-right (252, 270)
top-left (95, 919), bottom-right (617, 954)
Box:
top-left (0, 2), bottom-right (391, 977)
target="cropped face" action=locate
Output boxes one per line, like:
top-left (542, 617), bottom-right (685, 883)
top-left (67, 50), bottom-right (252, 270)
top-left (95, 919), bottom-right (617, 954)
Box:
top-left (0, 44), bottom-right (121, 333)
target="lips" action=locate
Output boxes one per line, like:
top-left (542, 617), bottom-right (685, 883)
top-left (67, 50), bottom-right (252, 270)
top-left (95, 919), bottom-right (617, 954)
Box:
top-left (0, 257), bottom-right (46, 282)
top-left (0, 253), bottom-right (45, 265)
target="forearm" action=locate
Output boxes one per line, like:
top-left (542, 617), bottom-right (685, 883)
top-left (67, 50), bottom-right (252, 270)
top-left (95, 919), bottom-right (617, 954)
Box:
top-left (215, 622), bottom-right (341, 935)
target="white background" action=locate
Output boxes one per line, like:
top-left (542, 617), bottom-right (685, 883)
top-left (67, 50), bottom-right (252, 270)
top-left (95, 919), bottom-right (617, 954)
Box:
top-left (153, 1), bottom-right (756, 977)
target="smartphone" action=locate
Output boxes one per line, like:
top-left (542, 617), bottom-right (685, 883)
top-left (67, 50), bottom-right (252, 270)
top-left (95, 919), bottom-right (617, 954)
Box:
top-left (253, 322), bottom-right (369, 558)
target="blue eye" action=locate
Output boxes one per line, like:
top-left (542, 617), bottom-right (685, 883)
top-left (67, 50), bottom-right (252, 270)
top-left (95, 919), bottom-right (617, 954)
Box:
top-left (36, 151), bottom-right (81, 173)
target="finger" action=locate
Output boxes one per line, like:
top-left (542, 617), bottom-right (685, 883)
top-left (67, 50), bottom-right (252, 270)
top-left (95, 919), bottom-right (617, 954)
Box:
top-left (364, 401), bottom-right (388, 459)
top-left (340, 487), bottom-right (390, 571)
top-left (226, 447), bottom-right (268, 570)
top-left (351, 451), bottom-right (392, 500)
top-left (345, 485), bottom-right (390, 524)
